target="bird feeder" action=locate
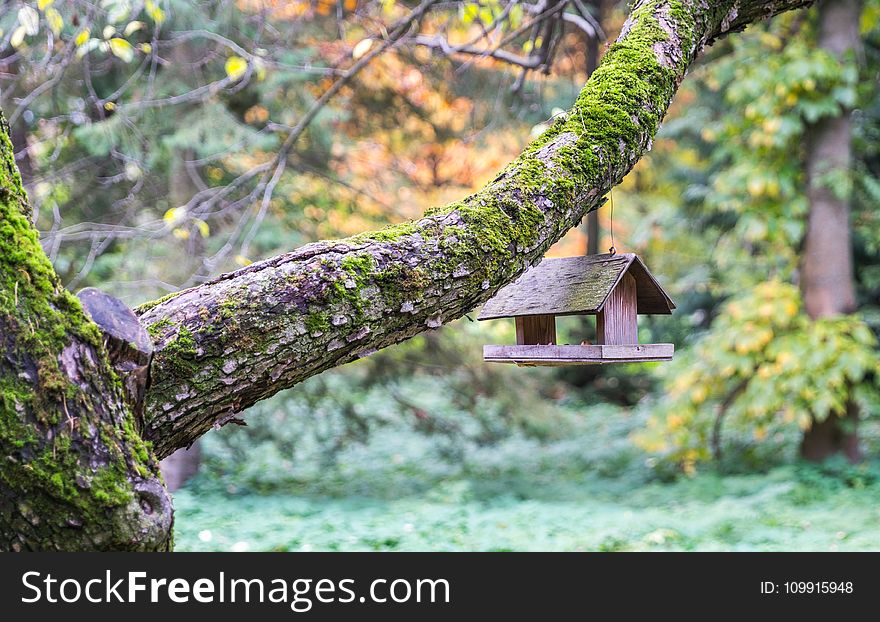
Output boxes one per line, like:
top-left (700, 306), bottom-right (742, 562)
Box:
top-left (479, 253), bottom-right (675, 366)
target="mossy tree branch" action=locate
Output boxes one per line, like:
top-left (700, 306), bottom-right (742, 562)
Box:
top-left (138, 0), bottom-right (815, 459)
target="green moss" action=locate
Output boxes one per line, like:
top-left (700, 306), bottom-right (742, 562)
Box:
top-left (218, 299), bottom-right (237, 320)
top-left (135, 290), bottom-right (186, 314)
top-left (147, 317), bottom-right (173, 339)
top-left (159, 326), bottom-right (198, 377)
top-left (305, 311), bottom-right (330, 334)
top-left (349, 221), bottom-right (419, 244)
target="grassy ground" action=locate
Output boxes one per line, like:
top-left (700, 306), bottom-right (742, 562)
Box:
top-left (173, 461), bottom-right (880, 552)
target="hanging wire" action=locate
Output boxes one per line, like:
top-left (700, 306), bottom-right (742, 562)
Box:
top-left (608, 188), bottom-right (616, 256)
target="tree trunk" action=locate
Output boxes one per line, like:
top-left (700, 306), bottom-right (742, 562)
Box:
top-left (799, 0), bottom-right (862, 462)
top-left (0, 113), bottom-right (172, 551)
top-left (1, 0), bottom-right (816, 550)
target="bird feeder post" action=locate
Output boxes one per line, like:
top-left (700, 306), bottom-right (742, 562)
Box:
top-left (515, 314), bottom-right (557, 345)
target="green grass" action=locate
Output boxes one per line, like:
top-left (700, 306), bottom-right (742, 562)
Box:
top-left (171, 372), bottom-right (880, 552)
top-left (173, 461), bottom-right (880, 552)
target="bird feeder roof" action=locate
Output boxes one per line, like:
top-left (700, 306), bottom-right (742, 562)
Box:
top-left (478, 253), bottom-right (675, 320)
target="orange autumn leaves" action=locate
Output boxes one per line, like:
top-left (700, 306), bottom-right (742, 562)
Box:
top-left (236, 0), bottom-right (359, 19)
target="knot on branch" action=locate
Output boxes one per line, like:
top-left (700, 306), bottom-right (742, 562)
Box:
top-left (77, 287), bottom-right (153, 424)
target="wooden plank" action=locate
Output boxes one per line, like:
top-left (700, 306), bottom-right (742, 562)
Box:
top-left (483, 343), bottom-right (673, 366)
top-left (597, 272), bottom-right (638, 345)
top-left (478, 253), bottom-right (675, 321)
top-left (515, 314), bottom-right (556, 345)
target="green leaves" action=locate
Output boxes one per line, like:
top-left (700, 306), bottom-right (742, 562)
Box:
top-left (638, 282), bottom-right (880, 471)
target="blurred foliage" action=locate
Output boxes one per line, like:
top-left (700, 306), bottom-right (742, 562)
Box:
top-left (636, 282), bottom-right (880, 473)
top-left (597, 6), bottom-right (880, 470)
top-left (175, 397), bottom-right (880, 550)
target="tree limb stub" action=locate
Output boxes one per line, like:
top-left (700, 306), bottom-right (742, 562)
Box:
top-left (138, 0), bottom-right (815, 459)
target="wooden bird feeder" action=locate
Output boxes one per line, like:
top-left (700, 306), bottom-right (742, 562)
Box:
top-left (479, 253), bottom-right (675, 366)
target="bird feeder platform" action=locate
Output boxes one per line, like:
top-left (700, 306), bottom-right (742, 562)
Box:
top-left (478, 253), bottom-right (675, 366)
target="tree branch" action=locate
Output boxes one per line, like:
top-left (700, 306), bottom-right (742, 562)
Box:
top-left (136, 0), bottom-right (815, 459)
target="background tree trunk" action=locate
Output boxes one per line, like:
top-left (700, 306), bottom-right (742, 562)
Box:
top-left (799, 0), bottom-right (862, 462)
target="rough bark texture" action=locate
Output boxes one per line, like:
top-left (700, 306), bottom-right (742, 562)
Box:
top-left (1, 0), bottom-right (817, 550)
top-left (0, 112), bottom-right (172, 551)
top-left (799, 0), bottom-right (862, 462)
top-left (136, 0), bottom-right (815, 459)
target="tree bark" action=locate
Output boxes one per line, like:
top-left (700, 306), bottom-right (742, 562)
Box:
top-left (1, 0), bottom-right (816, 549)
top-left (799, 0), bottom-right (862, 462)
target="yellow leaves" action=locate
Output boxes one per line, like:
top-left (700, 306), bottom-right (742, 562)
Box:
top-left (761, 118), bottom-right (781, 134)
top-left (352, 38), bottom-right (373, 60)
top-left (45, 8), bottom-right (63, 36)
top-left (195, 219), bottom-right (210, 238)
top-left (164, 208), bottom-right (209, 239)
top-left (667, 414), bottom-right (685, 430)
top-left (747, 178), bottom-right (765, 197)
top-left (775, 350), bottom-right (795, 368)
top-left (38, 0), bottom-right (55, 9)
top-left (75, 29), bottom-right (90, 46)
top-left (758, 302), bottom-right (775, 319)
top-left (103, 101), bottom-right (116, 111)
top-left (235, 255), bottom-right (252, 267)
top-left (124, 21), bottom-right (145, 36)
top-left (10, 27), bottom-right (28, 49)
top-left (690, 385), bottom-right (708, 405)
top-left (145, 0), bottom-right (166, 24)
top-left (11, 4), bottom-right (39, 47)
top-left (244, 105), bottom-right (269, 124)
top-left (163, 207), bottom-right (186, 226)
top-left (225, 56), bottom-right (248, 80)
top-left (109, 38), bottom-right (134, 62)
